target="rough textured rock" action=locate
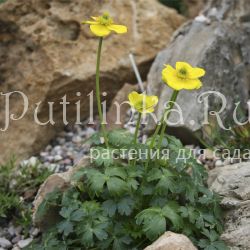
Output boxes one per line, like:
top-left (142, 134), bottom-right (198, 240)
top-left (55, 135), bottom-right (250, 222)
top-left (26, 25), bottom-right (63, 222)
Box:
top-left (0, 0), bottom-right (185, 164)
top-left (33, 159), bottom-right (89, 230)
top-left (144, 231), bottom-right (197, 250)
top-left (208, 162), bottom-right (250, 249)
top-left (147, 0), bottom-right (250, 136)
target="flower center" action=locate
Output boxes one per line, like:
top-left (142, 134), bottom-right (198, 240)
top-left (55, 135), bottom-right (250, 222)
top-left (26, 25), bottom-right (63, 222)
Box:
top-left (178, 68), bottom-right (188, 78)
top-left (98, 12), bottom-right (113, 25)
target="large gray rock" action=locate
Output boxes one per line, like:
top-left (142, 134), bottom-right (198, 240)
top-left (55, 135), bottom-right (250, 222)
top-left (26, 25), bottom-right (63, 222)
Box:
top-left (208, 162), bottom-right (250, 249)
top-left (147, 0), bottom-right (250, 135)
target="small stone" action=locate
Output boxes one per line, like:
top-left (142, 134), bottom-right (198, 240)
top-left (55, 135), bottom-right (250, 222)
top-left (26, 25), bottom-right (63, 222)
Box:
top-left (40, 151), bottom-right (48, 157)
top-left (7, 226), bottom-right (15, 237)
top-left (72, 136), bottom-right (82, 143)
top-left (215, 159), bottom-right (223, 167)
top-left (85, 127), bottom-right (95, 136)
top-left (30, 228), bottom-right (39, 237)
top-left (12, 247), bottom-right (20, 250)
top-left (12, 235), bottom-right (22, 244)
top-left (14, 227), bottom-right (22, 236)
top-left (47, 164), bottom-right (57, 172)
top-left (28, 156), bottom-right (38, 166)
top-left (17, 238), bottom-right (33, 249)
top-left (0, 237), bottom-right (12, 249)
top-left (54, 155), bottom-right (63, 162)
top-left (204, 149), bottom-right (214, 160)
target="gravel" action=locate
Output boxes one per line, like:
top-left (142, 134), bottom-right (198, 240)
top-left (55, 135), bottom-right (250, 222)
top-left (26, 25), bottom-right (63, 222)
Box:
top-left (0, 238), bottom-right (12, 249)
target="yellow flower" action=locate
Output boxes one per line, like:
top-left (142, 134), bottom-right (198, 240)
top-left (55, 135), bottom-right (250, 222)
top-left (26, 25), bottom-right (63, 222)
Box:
top-left (162, 62), bottom-right (205, 91)
top-left (82, 12), bottom-right (127, 37)
top-left (128, 91), bottom-right (158, 114)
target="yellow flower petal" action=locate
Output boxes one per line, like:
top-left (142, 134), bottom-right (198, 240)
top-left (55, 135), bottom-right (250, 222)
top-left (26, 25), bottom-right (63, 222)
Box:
top-left (162, 65), bottom-right (177, 85)
top-left (164, 72), bottom-right (202, 90)
top-left (90, 24), bottom-right (111, 37)
top-left (128, 92), bottom-right (158, 113)
top-left (162, 63), bottom-right (204, 90)
top-left (176, 62), bottom-right (205, 79)
top-left (107, 24), bottom-right (127, 34)
top-left (128, 91), bottom-right (139, 107)
top-left (176, 62), bottom-right (192, 72)
top-left (189, 67), bottom-right (205, 79)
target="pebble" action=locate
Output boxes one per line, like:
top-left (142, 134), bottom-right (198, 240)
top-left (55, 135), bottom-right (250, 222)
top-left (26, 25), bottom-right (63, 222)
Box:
top-left (215, 159), bottom-right (224, 167)
top-left (0, 238), bottom-right (12, 249)
top-left (17, 238), bottom-right (33, 249)
top-left (12, 247), bottom-right (20, 250)
top-left (12, 235), bottom-right (21, 244)
top-left (7, 227), bottom-right (15, 237)
top-left (54, 155), bottom-right (63, 162)
top-left (30, 228), bottom-right (39, 237)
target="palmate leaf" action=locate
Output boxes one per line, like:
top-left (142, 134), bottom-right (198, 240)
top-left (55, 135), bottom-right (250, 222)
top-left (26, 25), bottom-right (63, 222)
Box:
top-left (117, 197), bottom-right (135, 216)
top-left (179, 206), bottom-right (199, 224)
top-left (107, 177), bottom-right (127, 196)
top-left (79, 219), bottom-right (109, 248)
top-left (162, 201), bottom-right (183, 230)
top-left (85, 168), bottom-right (106, 196)
top-left (136, 207), bottom-right (166, 241)
top-left (198, 238), bottom-right (229, 250)
top-left (90, 147), bottom-right (114, 167)
top-left (85, 167), bottom-right (128, 197)
top-left (149, 168), bottom-right (176, 194)
top-left (102, 197), bottom-right (135, 217)
top-left (102, 199), bottom-right (117, 217)
top-left (57, 220), bottom-right (73, 236)
top-left (108, 129), bottom-right (134, 147)
top-left (105, 167), bottom-right (127, 179)
top-left (82, 201), bottom-right (101, 217)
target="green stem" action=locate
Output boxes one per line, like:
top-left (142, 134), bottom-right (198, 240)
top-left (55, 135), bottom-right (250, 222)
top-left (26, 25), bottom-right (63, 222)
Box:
top-left (132, 113), bottom-right (142, 166)
top-left (157, 90), bottom-right (179, 148)
top-left (144, 90), bottom-right (179, 177)
top-left (96, 37), bottom-right (109, 148)
top-left (133, 113), bottom-right (142, 144)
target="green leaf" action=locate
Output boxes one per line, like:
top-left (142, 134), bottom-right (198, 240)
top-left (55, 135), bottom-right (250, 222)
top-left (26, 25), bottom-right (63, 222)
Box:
top-left (162, 202), bottom-right (183, 230)
top-left (86, 132), bottom-right (103, 145)
top-left (126, 178), bottom-right (139, 191)
top-left (57, 220), bottom-right (73, 236)
top-left (108, 129), bottom-right (134, 147)
top-left (147, 168), bottom-right (162, 182)
top-left (117, 197), bottom-right (135, 216)
top-left (85, 168), bottom-right (106, 195)
top-left (81, 228), bottom-right (94, 247)
top-left (102, 200), bottom-right (117, 217)
top-left (105, 167), bottom-right (127, 179)
top-left (112, 235), bottom-right (132, 250)
top-left (90, 147), bottom-right (114, 167)
top-left (71, 209), bottom-right (84, 222)
top-left (82, 201), bottom-right (101, 217)
top-left (136, 207), bottom-right (166, 240)
top-left (107, 177), bottom-right (127, 196)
